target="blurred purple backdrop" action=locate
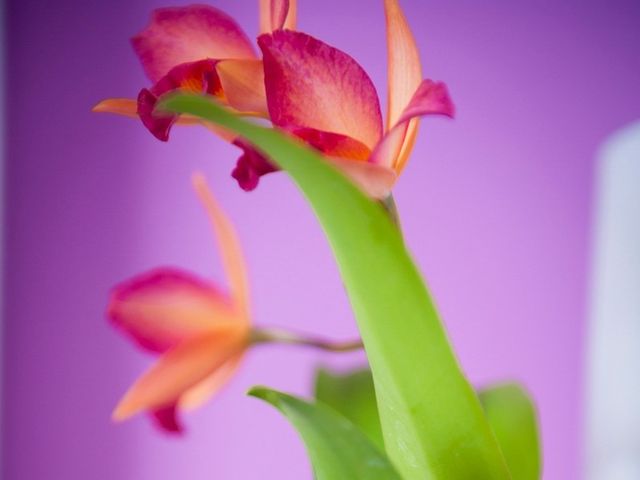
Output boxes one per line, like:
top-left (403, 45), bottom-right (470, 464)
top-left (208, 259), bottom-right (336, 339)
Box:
top-left (3, 0), bottom-right (640, 479)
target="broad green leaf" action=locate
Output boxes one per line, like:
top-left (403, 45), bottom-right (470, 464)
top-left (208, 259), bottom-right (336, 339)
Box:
top-left (479, 384), bottom-right (541, 480)
top-left (314, 367), bottom-right (384, 451)
top-left (316, 366), bottom-right (542, 480)
top-left (162, 95), bottom-right (509, 480)
top-left (249, 387), bottom-right (402, 480)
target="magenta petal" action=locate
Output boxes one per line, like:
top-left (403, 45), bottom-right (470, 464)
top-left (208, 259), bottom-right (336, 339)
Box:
top-left (152, 403), bottom-right (184, 434)
top-left (289, 127), bottom-right (371, 161)
top-left (371, 79), bottom-right (454, 168)
top-left (137, 59), bottom-right (220, 141)
top-left (132, 5), bottom-right (256, 83)
top-left (231, 140), bottom-right (278, 191)
top-left (259, 31), bottom-right (383, 150)
top-left (137, 88), bottom-right (175, 141)
top-left (394, 79), bottom-right (454, 125)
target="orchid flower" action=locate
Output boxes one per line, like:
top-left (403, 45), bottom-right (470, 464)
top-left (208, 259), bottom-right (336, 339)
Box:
top-left (108, 173), bottom-right (362, 433)
top-left (108, 174), bottom-right (252, 433)
top-left (95, 0), bottom-right (452, 199)
top-left (93, 1), bottom-right (296, 144)
top-left (254, 0), bottom-right (454, 198)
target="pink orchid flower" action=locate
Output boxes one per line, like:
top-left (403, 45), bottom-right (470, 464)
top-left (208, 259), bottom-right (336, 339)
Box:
top-left (95, 1), bottom-right (453, 199)
top-left (108, 174), bottom-right (251, 433)
top-left (253, 0), bottom-right (454, 198)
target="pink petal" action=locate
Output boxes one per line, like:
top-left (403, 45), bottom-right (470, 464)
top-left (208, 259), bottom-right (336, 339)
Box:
top-left (230, 129), bottom-right (371, 192)
top-left (192, 175), bottom-right (251, 320)
top-left (132, 5), bottom-right (256, 83)
top-left (231, 139), bottom-right (277, 191)
top-left (259, 0), bottom-right (297, 33)
top-left (370, 80), bottom-right (454, 170)
top-left (108, 268), bottom-right (237, 354)
top-left (259, 30), bottom-right (383, 150)
top-left (137, 59), bottom-right (221, 141)
top-left (112, 324), bottom-right (248, 421)
top-left (151, 403), bottom-right (184, 434)
top-left (216, 59), bottom-right (268, 116)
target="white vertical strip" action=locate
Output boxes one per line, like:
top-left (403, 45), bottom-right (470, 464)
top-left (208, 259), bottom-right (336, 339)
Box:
top-left (586, 121), bottom-right (640, 480)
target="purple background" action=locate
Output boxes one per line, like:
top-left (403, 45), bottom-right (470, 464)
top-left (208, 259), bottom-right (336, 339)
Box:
top-left (3, 0), bottom-right (640, 478)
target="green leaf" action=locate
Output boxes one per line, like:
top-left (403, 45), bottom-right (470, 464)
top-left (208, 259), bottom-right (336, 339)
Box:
top-left (162, 95), bottom-right (510, 480)
top-left (479, 383), bottom-right (541, 480)
top-left (249, 386), bottom-right (402, 480)
top-left (314, 368), bottom-right (384, 450)
top-left (316, 366), bottom-right (542, 480)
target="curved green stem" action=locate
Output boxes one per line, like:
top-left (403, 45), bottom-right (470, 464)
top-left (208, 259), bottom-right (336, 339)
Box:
top-left (250, 327), bottom-right (364, 353)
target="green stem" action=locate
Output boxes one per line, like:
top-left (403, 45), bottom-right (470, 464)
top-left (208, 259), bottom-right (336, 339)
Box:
top-left (250, 327), bottom-right (364, 353)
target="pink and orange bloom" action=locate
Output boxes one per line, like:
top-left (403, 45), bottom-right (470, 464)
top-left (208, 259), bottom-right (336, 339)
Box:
top-left (95, 0), bottom-right (453, 198)
top-left (108, 175), bottom-right (251, 433)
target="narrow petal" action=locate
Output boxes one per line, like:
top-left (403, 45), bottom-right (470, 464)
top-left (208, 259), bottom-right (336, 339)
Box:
top-left (132, 5), bottom-right (256, 83)
top-left (216, 59), bottom-right (268, 116)
top-left (113, 325), bottom-right (247, 421)
top-left (231, 139), bottom-right (278, 191)
top-left (92, 98), bottom-right (138, 118)
top-left (179, 355), bottom-right (243, 410)
top-left (192, 175), bottom-right (251, 319)
top-left (92, 97), bottom-right (201, 127)
top-left (283, 0), bottom-right (297, 30)
top-left (370, 80), bottom-right (454, 170)
top-left (151, 403), bottom-right (184, 434)
top-left (328, 158), bottom-right (397, 199)
top-left (259, 0), bottom-right (297, 33)
top-left (259, 31), bottom-right (383, 150)
top-left (384, 0), bottom-right (422, 130)
top-left (108, 268), bottom-right (237, 354)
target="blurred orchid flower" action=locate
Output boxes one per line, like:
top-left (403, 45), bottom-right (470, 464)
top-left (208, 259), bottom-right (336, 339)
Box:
top-left (108, 174), bottom-right (251, 433)
top-left (93, 1), bottom-right (296, 141)
top-left (252, 0), bottom-right (454, 198)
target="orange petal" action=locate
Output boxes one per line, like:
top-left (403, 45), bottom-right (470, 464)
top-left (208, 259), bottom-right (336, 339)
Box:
top-left (92, 98), bottom-right (138, 118)
top-left (112, 324), bottom-right (247, 421)
top-left (328, 157), bottom-right (397, 199)
top-left (92, 97), bottom-right (202, 127)
top-left (259, 0), bottom-right (297, 33)
top-left (384, 0), bottom-right (422, 130)
top-left (192, 174), bottom-right (251, 321)
top-left (132, 5), bottom-right (256, 83)
top-left (108, 268), bottom-right (238, 354)
top-left (216, 59), bottom-right (268, 117)
top-left (179, 354), bottom-right (244, 410)
top-left (383, 0), bottom-right (423, 171)
top-left (259, 31), bottom-right (383, 150)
